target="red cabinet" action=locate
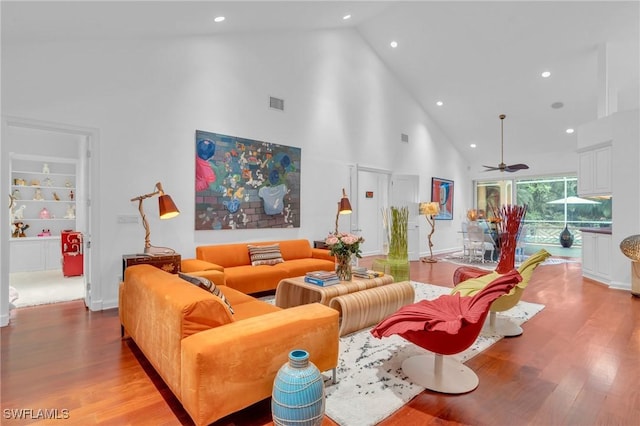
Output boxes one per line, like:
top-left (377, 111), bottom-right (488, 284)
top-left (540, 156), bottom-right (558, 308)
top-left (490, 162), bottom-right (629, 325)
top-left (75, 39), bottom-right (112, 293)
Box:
top-left (61, 231), bottom-right (83, 277)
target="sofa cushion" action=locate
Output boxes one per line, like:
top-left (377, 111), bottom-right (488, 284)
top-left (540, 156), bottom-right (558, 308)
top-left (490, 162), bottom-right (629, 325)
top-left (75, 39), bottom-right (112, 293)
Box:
top-left (178, 272), bottom-right (234, 314)
top-left (223, 265), bottom-right (290, 294)
top-left (196, 243), bottom-right (252, 268)
top-left (181, 258), bottom-right (224, 273)
top-left (278, 258), bottom-right (335, 277)
top-left (248, 244), bottom-right (285, 266)
top-left (277, 239), bottom-right (313, 260)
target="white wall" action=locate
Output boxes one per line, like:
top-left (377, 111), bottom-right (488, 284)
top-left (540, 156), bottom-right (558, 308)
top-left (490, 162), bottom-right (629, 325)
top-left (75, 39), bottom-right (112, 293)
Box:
top-left (2, 28), bottom-right (470, 310)
top-left (609, 110), bottom-right (640, 290)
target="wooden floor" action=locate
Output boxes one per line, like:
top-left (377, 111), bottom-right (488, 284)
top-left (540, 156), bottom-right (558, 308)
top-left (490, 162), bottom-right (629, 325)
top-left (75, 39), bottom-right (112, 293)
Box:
top-left (2, 255), bottom-right (639, 425)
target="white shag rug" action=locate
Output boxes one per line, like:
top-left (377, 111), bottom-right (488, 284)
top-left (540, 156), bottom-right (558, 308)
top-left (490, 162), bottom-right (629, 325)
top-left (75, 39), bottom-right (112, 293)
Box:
top-left (263, 281), bottom-right (545, 426)
top-left (9, 270), bottom-right (84, 308)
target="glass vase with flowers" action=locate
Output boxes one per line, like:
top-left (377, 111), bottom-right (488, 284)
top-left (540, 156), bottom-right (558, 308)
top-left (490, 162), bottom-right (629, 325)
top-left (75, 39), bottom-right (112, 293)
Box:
top-left (325, 232), bottom-right (364, 281)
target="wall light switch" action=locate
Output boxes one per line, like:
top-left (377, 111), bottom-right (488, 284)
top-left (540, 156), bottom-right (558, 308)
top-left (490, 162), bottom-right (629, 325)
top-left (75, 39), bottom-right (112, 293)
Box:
top-left (117, 215), bottom-right (139, 224)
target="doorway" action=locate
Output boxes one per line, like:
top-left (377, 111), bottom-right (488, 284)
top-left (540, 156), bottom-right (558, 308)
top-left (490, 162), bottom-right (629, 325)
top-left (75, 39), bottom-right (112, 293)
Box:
top-left (1, 117), bottom-right (96, 324)
top-left (356, 166), bottom-right (391, 256)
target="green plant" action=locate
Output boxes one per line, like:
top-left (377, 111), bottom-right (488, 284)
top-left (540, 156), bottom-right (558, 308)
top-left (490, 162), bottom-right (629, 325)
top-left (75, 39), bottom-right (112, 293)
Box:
top-left (387, 206), bottom-right (408, 260)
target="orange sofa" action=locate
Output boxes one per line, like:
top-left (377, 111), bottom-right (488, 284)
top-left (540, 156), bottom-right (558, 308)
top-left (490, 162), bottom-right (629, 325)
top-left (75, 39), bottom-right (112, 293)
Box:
top-left (119, 264), bottom-right (339, 426)
top-left (184, 239), bottom-right (335, 294)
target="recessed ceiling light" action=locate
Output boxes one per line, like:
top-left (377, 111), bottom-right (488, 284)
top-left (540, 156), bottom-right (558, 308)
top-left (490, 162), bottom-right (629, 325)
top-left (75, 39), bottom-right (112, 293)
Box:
top-left (343, 14), bottom-right (351, 20)
top-left (390, 41), bottom-right (398, 48)
top-left (214, 16), bottom-right (225, 23)
top-left (470, 143), bottom-right (477, 148)
top-left (436, 101), bottom-right (444, 106)
top-left (566, 128), bottom-right (575, 134)
top-left (541, 71), bottom-right (551, 78)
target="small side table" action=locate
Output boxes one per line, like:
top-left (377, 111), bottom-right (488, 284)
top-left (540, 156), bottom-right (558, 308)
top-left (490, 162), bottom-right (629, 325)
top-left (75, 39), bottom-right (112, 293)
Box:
top-left (314, 240), bottom-right (329, 249)
top-left (122, 253), bottom-right (181, 277)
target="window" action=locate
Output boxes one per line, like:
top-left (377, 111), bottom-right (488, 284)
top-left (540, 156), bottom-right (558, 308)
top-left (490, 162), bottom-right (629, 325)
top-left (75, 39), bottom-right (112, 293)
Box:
top-left (474, 175), bottom-right (611, 247)
top-left (475, 180), bottom-right (512, 220)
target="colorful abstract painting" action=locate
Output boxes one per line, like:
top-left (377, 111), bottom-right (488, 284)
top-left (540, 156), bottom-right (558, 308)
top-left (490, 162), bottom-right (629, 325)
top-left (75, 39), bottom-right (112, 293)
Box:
top-left (431, 177), bottom-right (454, 220)
top-left (195, 130), bottom-right (301, 230)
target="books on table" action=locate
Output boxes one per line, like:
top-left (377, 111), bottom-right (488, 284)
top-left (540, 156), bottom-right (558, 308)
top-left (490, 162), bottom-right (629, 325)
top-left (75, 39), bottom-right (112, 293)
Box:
top-left (352, 268), bottom-right (384, 279)
top-left (304, 271), bottom-right (340, 286)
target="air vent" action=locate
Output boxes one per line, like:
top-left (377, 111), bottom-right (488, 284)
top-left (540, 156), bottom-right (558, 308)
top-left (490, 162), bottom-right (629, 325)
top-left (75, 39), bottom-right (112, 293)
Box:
top-left (401, 133), bottom-right (409, 143)
top-left (269, 96), bottom-right (284, 111)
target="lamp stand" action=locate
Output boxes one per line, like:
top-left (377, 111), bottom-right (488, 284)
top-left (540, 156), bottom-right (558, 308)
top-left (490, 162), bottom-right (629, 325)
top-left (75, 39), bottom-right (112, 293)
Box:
top-left (632, 261), bottom-right (640, 297)
top-left (131, 182), bottom-right (177, 255)
top-left (421, 214), bottom-right (437, 263)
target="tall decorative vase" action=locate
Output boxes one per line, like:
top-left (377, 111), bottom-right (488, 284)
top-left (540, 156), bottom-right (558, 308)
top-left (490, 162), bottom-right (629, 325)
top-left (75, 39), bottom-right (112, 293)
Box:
top-left (335, 253), bottom-right (353, 281)
top-left (494, 205), bottom-right (528, 274)
top-left (560, 225), bottom-right (574, 248)
top-left (495, 231), bottom-right (517, 274)
top-left (272, 349), bottom-right (325, 426)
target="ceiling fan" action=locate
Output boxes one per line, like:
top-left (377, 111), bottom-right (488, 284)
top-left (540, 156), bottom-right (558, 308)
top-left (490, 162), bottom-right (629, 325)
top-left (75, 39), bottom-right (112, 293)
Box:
top-left (483, 114), bottom-right (529, 173)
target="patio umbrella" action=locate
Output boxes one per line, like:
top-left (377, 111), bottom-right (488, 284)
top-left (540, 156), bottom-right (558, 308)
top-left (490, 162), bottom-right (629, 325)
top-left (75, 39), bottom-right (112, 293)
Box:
top-left (546, 196), bottom-right (601, 205)
top-left (546, 196), bottom-right (600, 224)
top-left (546, 196), bottom-right (600, 248)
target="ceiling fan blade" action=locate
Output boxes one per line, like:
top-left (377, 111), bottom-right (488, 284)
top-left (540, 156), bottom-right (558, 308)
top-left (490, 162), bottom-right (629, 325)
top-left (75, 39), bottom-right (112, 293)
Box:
top-left (482, 165), bottom-right (501, 171)
top-left (504, 163), bottom-right (529, 172)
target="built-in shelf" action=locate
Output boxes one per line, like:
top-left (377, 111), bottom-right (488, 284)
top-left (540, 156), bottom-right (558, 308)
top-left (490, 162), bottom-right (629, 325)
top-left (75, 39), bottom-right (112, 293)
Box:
top-left (9, 153), bottom-right (79, 272)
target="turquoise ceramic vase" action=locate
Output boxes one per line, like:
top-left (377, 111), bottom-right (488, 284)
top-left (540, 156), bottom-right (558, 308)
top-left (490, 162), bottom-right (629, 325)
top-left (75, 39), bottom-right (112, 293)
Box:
top-left (272, 349), bottom-right (325, 426)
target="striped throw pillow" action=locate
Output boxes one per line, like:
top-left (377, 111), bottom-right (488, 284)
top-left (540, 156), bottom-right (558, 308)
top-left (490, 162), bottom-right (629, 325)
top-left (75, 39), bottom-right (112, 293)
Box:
top-left (178, 272), bottom-right (234, 314)
top-left (248, 244), bottom-right (284, 266)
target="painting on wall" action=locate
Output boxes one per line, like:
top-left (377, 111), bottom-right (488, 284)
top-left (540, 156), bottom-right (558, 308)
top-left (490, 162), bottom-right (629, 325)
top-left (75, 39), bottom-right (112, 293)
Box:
top-left (195, 130), bottom-right (301, 230)
top-left (431, 177), bottom-right (454, 220)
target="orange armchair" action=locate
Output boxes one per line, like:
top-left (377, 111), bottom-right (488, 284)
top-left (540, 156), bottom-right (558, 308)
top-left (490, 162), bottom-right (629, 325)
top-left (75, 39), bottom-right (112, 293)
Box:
top-left (371, 270), bottom-right (522, 394)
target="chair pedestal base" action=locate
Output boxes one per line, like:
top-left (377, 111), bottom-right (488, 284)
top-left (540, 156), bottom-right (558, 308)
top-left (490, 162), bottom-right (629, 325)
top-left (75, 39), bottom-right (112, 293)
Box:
top-left (483, 312), bottom-right (523, 337)
top-left (402, 353), bottom-right (479, 394)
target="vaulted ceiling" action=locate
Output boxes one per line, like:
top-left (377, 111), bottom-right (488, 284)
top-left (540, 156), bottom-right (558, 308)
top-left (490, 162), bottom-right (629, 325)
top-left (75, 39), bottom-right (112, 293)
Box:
top-left (3, 1), bottom-right (639, 175)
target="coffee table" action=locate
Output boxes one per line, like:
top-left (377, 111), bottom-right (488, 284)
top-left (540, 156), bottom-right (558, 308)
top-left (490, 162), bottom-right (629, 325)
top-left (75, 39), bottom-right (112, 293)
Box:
top-left (275, 275), bottom-right (415, 336)
top-left (275, 275), bottom-right (395, 308)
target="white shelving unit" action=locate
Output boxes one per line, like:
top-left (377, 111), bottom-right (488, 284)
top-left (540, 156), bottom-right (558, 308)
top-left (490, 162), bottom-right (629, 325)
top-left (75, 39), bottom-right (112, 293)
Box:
top-left (9, 153), bottom-right (78, 272)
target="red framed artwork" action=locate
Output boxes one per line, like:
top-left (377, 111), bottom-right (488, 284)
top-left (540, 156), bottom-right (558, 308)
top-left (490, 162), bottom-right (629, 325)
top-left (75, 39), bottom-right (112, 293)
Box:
top-left (431, 177), bottom-right (453, 220)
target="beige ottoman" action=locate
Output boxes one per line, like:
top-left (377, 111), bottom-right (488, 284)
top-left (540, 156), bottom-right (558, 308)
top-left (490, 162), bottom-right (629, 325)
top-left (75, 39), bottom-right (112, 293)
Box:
top-left (329, 281), bottom-right (415, 336)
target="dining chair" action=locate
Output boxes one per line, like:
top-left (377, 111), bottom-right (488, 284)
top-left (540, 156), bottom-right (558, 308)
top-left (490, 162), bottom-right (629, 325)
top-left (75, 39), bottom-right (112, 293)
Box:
top-left (467, 222), bottom-right (493, 263)
top-left (461, 222), bottom-right (472, 260)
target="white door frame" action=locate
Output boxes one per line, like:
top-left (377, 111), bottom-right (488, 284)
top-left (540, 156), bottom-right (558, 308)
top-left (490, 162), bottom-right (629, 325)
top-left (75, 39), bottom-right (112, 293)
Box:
top-left (353, 165), bottom-right (392, 256)
top-left (1, 116), bottom-right (101, 326)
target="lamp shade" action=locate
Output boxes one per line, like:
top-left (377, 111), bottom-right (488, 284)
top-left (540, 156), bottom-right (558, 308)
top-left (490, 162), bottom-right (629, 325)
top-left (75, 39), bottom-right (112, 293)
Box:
top-left (339, 188), bottom-right (352, 214)
top-left (158, 194), bottom-right (180, 219)
top-left (419, 202), bottom-right (439, 216)
top-left (620, 234), bottom-right (640, 261)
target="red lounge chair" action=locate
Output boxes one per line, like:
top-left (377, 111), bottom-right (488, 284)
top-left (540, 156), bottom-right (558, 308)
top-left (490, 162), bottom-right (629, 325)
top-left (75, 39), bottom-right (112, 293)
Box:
top-left (371, 270), bottom-right (522, 394)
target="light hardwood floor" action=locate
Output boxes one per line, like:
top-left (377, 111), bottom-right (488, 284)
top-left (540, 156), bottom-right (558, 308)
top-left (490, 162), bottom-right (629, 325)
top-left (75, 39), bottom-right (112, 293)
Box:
top-left (2, 254), bottom-right (639, 425)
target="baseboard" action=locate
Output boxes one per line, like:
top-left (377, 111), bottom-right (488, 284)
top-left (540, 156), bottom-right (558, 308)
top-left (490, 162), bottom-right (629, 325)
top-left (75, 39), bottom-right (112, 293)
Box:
top-left (608, 280), bottom-right (631, 292)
